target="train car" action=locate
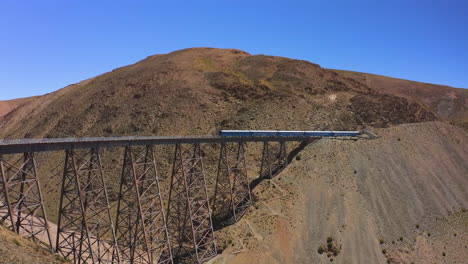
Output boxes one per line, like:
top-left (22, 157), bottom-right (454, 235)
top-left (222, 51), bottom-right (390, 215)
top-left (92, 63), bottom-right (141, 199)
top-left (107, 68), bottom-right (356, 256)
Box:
top-left (219, 130), bottom-right (360, 137)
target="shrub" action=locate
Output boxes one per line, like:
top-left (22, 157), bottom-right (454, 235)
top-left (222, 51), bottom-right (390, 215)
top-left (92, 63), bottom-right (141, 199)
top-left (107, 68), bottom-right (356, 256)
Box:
top-left (379, 239), bottom-right (384, 244)
top-left (296, 154), bottom-right (302, 161)
top-left (13, 238), bottom-right (22, 247)
top-left (327, 237), bottom-right (333, 243)
top-left (317, 246), bottom-right (325, 254)
top-left (416, 224), bottom-right (419, 229)
top-left (382, 249), bottom-right (387, 254)
top-left (327, 242), bottom-right (333, 250)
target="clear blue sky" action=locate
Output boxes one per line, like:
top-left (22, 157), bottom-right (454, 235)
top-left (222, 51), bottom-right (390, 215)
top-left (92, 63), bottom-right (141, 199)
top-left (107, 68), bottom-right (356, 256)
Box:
top-left (1, 0), bottom-right (467, 100)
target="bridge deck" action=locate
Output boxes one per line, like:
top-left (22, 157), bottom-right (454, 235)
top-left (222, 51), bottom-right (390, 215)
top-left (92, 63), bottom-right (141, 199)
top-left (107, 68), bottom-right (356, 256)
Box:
top-left (0, 135), bottom-right (320, 154)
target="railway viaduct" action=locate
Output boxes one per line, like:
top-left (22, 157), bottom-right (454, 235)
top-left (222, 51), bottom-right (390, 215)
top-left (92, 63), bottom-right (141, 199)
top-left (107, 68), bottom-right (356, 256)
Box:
top-left (0, 133), bottom-right (361, 263)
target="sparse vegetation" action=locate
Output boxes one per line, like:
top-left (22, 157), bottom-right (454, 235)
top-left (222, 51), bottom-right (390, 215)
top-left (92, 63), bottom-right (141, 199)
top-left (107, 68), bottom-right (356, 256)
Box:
top-left (13, 238), bottom-right (22, 247)
top-left (318, 246), bottom-right (325, 254)
top-left (318, 236), bottom-right (341, 261)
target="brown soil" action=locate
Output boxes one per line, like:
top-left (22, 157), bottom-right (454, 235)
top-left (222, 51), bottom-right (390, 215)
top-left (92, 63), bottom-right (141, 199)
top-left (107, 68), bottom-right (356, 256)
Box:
top-left (0, 48), bottom-right (466, 263)
top-left (0, 48), bottom-right (439, 140)
top-left (211, 121), bottom-right (467, 264)
top-left (335, 70), bottom-right (468, 130)
top-left (0, 96), bottom-right (38, 117)
top-left (0, 226), bottom-right (66, 264)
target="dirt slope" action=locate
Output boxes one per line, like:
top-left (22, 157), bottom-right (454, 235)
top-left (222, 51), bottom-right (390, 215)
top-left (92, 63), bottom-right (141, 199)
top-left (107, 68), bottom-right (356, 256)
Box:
top-left (0, 226), bottom-right (65, 264)
top-left (335, 70), bottom-right (468, 130)
top-left (212, 121), bottom-right (467, 264)
top-left (0, 48), bottom-right (436, 139)
top-left (0, 96), bottom-right (38, 117)
top-left (1, 48), bottom-right (466, 263)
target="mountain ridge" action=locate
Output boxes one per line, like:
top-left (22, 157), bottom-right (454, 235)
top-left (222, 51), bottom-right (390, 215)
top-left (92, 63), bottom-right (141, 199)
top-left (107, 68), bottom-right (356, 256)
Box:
top-left (2, 47), bottom-right (463, 140)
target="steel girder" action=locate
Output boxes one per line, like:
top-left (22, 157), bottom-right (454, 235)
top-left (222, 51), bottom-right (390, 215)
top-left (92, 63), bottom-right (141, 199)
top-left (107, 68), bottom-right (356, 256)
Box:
top-left (113, 145), bottom-right (173, 264)
top-left (212, 142), bottom-right (252, 225)
top-left (166, 143), bottom-right (216, 264)
top-left (259, 141), bottom-right (288, 178)
top-left (0, 153), bottom-right (53, 249)
top-left (56, 148), bottom-right (118, 263)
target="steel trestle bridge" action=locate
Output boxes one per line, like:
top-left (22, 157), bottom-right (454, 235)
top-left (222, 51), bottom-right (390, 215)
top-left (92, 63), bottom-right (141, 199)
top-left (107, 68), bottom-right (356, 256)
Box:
top-left (0, 131), bottom-right (362, 263)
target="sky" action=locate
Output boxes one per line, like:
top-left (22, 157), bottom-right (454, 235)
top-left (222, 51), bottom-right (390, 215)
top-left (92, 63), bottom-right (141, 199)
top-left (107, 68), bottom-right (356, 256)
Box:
top-left (1, 0), bottom-right (467, 100)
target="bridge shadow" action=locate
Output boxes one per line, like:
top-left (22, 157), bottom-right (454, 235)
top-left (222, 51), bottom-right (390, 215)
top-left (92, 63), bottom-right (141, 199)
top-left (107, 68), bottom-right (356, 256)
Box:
top-left (212, 140), bottom-right (315, 231)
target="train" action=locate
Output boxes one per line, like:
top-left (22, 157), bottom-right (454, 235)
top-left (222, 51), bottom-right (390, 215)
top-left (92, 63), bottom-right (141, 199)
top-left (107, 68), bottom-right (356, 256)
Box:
top-left (219, 130), bottom-right (360, 137)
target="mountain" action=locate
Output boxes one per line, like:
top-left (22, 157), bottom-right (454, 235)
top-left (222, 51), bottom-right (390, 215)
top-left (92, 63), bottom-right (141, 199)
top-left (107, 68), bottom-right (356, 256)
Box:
top-left (334, 70), bottom-right (468, 130)
top-left (3, 47), bottom-right (463, 139)
top-left (0, 48), bottom-right (466, 264)
top-left (212, 121), bottom-right (467, 264)
top-left (0, 96), bottom-right (38, 118)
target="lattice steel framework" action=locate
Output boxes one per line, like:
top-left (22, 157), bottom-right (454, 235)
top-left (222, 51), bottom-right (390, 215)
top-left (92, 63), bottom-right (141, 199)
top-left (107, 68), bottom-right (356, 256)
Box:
top-left (212, 142), bottom-right (252, 224)
top-left (259, 141), bottom-right (288, 178)
top-left (0, 153), bottom-right (52, 249)
top-left (113, 145), bottom-right (173, 264)
top-left (56, 148), bottom-right (118, 263)
top-left (166, 143), bottom-right (216, 264)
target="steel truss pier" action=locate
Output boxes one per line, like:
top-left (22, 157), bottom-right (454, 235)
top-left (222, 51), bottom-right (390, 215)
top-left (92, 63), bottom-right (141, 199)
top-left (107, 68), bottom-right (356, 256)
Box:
top-left (212, 142), bottom-right (251, 225)
top-left (0, 135), bottom-right (319, 263)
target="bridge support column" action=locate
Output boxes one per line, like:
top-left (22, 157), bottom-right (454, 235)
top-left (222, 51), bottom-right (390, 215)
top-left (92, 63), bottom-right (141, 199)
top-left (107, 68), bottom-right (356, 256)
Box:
top-left (260, 141), bottom-right (288, 178)
top-left (56, 148), bottom-right (118, 263)
top-left (113, 145), bottom-right (173, 264)
top-left (166, 143), bottom-right (217, 264)
top-left (0, 153), bottom-right (53, 250)
top-left (212, 142), bottom-right (252, 225)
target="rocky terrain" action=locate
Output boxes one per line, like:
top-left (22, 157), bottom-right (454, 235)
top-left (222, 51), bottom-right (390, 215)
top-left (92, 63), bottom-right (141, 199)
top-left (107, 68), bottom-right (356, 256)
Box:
top-left (0, 48), bottom-right (466, 263)
top-left (0, 48), bottom-right (444, 139)
top-left (0, 226), bottom-right (66, 264)
top-left (335, 70), bottom-right (468, 130)
top-left (212, 121), bottom-right (467, 264)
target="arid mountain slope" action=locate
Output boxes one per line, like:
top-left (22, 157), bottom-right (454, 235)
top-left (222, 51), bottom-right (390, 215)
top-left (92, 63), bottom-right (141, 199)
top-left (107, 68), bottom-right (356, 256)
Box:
top-left (335, 70), bottom-right (468, 129)
top-left (0, 226), bottom-right (65, 264)
top-left (0, 48), bottom-right (466, 264)
top-left (213, 121), bottom-right (467, 264)
top-left (0, 96), bottom-right (38, 117)
top-left (0, 48), bottom-right (437, 139)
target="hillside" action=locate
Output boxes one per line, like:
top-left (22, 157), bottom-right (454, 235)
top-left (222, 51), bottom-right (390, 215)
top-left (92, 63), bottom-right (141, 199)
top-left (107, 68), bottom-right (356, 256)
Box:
top-left (0, 226), bottom-right (65, 264)
top-left (212, 121), bottom-right (467, 264)
top-left (0, 48), bottom-right (442, 139)
top-left (0, 96), bottom-right (38, 118)
top-left (335, 70), bottom-right (468, 130)
top-left (0, 48), bottom-right (467, 264)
